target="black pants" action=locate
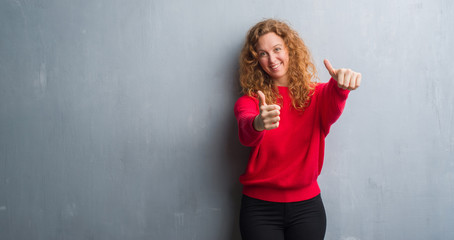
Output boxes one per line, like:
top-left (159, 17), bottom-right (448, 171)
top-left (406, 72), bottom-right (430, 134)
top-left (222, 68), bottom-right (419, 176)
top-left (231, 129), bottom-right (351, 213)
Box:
top-left (240, 194), bottom-right (326, 240)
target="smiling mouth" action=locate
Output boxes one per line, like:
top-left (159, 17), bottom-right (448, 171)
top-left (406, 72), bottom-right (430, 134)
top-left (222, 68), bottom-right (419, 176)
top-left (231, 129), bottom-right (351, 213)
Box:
top-left (270, 62), bottom-right (282, 70)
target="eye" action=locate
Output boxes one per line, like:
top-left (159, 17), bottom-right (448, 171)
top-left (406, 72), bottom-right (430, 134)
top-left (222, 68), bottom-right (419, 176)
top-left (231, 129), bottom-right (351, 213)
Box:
top-left (274, 47), bottom-right (281, 52)
top-left (258, 52), bottom-right (267, 57)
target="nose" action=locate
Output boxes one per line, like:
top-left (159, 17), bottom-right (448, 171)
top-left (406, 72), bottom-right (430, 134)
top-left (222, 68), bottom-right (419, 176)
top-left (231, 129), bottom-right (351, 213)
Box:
top-left (269, 53), bottom-right (277, 63)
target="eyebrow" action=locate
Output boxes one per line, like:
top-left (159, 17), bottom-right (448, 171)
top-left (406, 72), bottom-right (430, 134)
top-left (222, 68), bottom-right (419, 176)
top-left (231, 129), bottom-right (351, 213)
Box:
top-left (257, 44), bottom-right (283, 52)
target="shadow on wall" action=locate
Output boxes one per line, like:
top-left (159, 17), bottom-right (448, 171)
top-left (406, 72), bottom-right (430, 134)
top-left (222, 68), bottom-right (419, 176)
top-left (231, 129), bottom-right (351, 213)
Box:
top-left (224, 121), bottom-right (248, 240)
top-left (222, 42), bottom-right (249, 240)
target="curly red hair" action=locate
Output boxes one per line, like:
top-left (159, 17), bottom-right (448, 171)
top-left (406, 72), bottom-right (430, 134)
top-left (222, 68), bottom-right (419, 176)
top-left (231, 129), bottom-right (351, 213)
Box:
top-left (239, 19), bottom-right (318, 110)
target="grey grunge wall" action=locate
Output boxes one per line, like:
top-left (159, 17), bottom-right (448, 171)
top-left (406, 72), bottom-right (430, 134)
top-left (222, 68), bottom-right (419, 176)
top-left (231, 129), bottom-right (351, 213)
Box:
top-left (1, 0), bottom-right (453, 239)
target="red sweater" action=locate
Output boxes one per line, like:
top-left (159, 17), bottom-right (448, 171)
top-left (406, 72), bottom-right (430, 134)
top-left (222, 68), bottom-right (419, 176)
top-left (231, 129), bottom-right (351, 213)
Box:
top-left (234, 78), bottom-right (349, 202)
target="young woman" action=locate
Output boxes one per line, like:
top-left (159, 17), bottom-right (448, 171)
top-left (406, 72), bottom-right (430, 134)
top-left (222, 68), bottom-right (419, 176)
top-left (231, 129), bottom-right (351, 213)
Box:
top-left (234, 19), bottom-right (361, 240)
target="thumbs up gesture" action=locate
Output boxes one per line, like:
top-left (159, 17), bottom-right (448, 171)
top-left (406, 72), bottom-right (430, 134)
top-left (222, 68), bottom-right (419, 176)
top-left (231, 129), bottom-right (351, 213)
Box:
top-left (253, 91), bottom-right (281, 131)
top-left (324, 59), bottom-right (361, 91)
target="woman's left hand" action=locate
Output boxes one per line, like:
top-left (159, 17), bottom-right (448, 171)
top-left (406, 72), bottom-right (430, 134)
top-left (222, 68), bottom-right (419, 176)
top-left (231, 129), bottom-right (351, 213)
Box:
top-left (324, 59), bottom-right (361, 91)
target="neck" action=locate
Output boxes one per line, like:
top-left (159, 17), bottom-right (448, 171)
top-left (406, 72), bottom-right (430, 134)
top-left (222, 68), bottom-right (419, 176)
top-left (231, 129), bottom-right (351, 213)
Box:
top-left (273, 76), bottom-right (289, 87)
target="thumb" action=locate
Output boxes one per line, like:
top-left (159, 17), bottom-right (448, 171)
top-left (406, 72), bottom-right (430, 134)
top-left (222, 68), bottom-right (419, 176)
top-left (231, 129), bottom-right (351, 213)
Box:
top-left (257, 90), bottom-right (267, 106)
top-left (324, 59), bottom-right (336, 78)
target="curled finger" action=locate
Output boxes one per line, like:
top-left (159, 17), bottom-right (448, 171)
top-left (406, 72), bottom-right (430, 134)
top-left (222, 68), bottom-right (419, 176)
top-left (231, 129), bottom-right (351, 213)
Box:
top-left (355, 73), bottom-right (362, 89)
top-left (337, 69), bottom-right (345, 87)
top-left (267, 121), bottom-right (279, 130)
top-left (342, 69), bottom-right (352, 89)
top-left (349, 72), bottom-right (358, 90)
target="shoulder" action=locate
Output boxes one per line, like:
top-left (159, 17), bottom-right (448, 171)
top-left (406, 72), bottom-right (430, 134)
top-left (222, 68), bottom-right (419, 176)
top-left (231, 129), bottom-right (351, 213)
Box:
top-left (235, 94), bottom-right (257, 106)
top-left (314, 81), bottom-right (329, 91)
top-left (301, 82), bottom-right (327, 100)
top-left (234, 94), bottom-right (258, 114)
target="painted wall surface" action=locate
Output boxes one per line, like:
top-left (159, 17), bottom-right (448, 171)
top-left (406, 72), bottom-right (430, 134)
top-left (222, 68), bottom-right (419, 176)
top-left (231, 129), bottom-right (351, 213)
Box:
top-left (1, 0), bottom-right (453, 239)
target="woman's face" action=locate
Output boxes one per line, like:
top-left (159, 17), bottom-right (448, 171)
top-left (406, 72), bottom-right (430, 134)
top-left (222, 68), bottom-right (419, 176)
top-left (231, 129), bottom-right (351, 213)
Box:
top-left (256, 32), bottom-right (290, 86)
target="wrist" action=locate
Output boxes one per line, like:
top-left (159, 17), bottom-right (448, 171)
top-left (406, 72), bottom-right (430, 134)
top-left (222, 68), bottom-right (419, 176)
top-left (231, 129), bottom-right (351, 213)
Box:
top-left (253, 115), bottom-right (264, 132)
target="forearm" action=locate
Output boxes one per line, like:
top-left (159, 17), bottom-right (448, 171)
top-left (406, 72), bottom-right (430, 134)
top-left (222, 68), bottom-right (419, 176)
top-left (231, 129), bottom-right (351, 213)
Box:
top-left (319, 78), bottom-right (350, 133)
top-left (237, 114), bottom-right (265, 147)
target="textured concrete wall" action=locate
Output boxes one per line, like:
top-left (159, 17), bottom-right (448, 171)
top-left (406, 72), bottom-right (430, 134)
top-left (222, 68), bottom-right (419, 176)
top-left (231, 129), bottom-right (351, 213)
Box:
top-left (1, 0), bottom-right (453, 239)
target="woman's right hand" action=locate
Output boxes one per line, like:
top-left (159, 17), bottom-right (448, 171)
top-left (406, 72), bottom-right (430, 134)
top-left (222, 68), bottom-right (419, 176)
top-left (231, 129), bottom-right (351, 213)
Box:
top-left (253, 91), bottom-right (281, 131)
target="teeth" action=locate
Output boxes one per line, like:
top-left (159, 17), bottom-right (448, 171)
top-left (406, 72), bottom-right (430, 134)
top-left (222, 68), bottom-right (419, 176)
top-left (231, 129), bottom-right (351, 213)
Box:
top-left (271, 63), bottom-right (281, 70)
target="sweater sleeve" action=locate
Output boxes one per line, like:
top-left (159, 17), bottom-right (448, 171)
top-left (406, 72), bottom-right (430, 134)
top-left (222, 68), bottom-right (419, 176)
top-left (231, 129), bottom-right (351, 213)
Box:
top-left (318, 78), bottom-right (350, 135)
top-left (234, 95), bottom-right (265, 147)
